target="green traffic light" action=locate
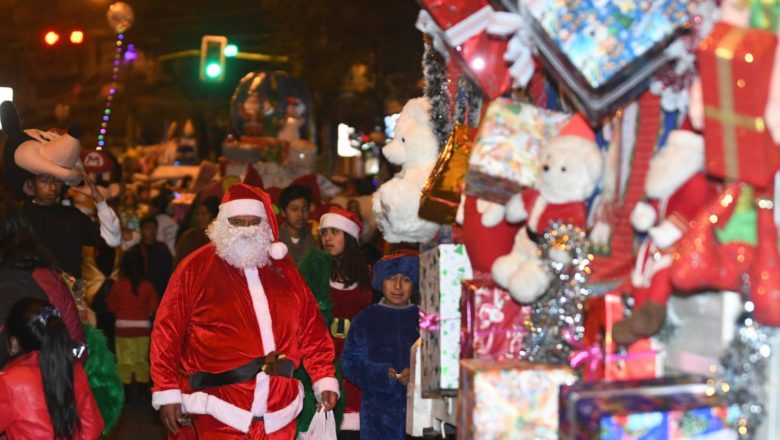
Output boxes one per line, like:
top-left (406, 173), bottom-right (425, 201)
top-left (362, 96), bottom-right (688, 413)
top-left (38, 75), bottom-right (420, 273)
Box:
top-left (224, 44), bottom-right (238, 58)
top-left (205, 62), bottom-right (222, 78)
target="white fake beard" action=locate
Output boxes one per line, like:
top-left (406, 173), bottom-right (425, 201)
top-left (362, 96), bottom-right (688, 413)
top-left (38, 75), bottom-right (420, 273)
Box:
top-left (206, 219), bottom-right (274, 269)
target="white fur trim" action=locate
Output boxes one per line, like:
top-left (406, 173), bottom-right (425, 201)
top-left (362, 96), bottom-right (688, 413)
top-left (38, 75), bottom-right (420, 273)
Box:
top-left (630, 201), bottom-right (658, 232)
top-left (270, 242), bottom-right (288, 260)
top-left (340, 412), bottom-right (360, 431)
top-left (478, 199), bottom-right (505, 227)
top-left (329, 280), bottom-right (357, 290)
top-left (218, 199), bottom-right (266, 220)
top-left (645, 130), bottom-right (704, 200)
top-left (115, 319), bottom-right (151, 329)
top-left (181, 392), bottom-right (253, 433)
top-left (244, 268), bottom-right (276, 354)
top-left (251, 372), bottom-right (270, 416)
top-left (312, 377), bottom-right (340, 400)
top-left (264, 382), bottom-right (304, 434)
top-left (152, 389), bottom-right (182, 410)
top-left (648, 220), bottom-right (684, 249)
top-left (319, 213), bottom-right (360, 240)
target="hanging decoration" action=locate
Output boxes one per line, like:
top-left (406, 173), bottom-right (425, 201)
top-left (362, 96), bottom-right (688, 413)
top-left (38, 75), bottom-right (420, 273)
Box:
top-left (520, 223), bottom-right (593, 365)
top-left (422, 35), bottom-right (453, 149)
top-left (98, 2), bottom-right (134, 150)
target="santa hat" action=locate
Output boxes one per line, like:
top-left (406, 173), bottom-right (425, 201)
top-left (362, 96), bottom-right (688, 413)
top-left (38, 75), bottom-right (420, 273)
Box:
top-left (319, 207), bottom-right (363, 241)
top-left (371, 251), bottom-right (420, 293)
top-left (218, 183), bottom-right (288, 260)
top-left (559, 113), bottom-right (596, 143)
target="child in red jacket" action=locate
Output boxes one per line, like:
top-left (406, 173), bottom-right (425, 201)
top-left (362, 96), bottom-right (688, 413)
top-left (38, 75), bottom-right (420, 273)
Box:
top-left (0, 298), bottom-right (104, 439)
top-left (107, 247), bottom-right (159, 401)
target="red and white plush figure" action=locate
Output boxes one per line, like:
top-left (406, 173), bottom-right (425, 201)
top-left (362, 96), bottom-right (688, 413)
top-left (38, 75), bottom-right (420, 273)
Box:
top-left (491, 114), bottom-right (604, 303)
top-left (456, 195), bottom-right (521, 274)
top-left (371, 97), bottom-right (440, 243)
top-left (613, 129), bottom-right (718, 344)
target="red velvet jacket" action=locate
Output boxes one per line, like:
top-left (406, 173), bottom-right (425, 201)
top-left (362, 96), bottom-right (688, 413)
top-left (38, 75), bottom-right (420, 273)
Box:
top-left (0, 351), bottom-right (104, 439)
top-left (106, 280), bottom-right (159, 337)
top-left (150, 244), bottom-right (337, 435)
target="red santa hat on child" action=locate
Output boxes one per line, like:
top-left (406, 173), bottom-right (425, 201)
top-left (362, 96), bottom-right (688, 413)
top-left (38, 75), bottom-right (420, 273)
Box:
top-left (319, 207), bottom-right (363, 241)
top-left (218, 183), bottom-right (288, 260)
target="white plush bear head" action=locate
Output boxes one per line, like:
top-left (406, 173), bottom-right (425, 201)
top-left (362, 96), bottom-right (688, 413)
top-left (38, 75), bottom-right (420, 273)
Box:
top-left (537, 115), bottom-right (603, 204)
top-left (382, 97), bottom-right (439, 166)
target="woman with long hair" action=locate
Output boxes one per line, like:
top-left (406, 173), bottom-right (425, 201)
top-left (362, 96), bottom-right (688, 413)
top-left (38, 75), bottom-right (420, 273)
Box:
top-left (0, 188), bottom-right (84, 368)
top-left (318, 207), bottom-right (372, 437)
top-left (0, 297), bottom-right (104, 439)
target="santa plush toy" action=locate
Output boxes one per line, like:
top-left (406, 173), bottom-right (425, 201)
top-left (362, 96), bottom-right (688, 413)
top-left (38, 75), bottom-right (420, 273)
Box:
top-left (491, 114), bottom-right (604, 303)
top-left (612, 129), bottom-right (718, 345)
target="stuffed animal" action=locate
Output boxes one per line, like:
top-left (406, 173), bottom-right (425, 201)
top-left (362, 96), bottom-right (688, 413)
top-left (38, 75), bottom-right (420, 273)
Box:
top-left (372, 97), bottom-right (440, 243)
top-left (491, 114), bottom-right (603, 303)
top-left (456, 195), bottom-right (521, 274)
top-left (1, 101), bottom-right (83, 200)
top-left (613, 129), bottom-right (718, 344)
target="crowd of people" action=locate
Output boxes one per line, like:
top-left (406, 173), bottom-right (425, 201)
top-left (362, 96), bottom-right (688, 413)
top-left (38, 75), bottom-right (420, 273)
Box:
top-left (0, 162), bottom-right (423, 439)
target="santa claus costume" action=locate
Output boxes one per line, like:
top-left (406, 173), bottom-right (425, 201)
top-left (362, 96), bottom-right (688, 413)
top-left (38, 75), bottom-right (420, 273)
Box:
top-left (613, 129), bottom-right (718, 344)
top-left (318, 208), bottom-right (373, 433)
top-left (150, 183), bottom-right (338, 439)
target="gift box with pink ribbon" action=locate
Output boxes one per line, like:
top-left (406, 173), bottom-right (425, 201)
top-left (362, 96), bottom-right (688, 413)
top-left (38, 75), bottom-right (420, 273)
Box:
top-left (458, 359), bottom-right (576, 439)
top-left (577, 292), bottom-right (663, 381)
top-left (460, 277), bottom-right (530, 361)
top-left (419, 244), bottom-right (474, 396)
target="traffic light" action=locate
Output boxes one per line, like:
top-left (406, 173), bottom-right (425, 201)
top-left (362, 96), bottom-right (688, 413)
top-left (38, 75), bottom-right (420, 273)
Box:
top-left (224, 44), bottom-right (238, 58)
top-left (44, 31), bottom-right (60, 46)
top-left (200, 35), bottom-right (227, 82)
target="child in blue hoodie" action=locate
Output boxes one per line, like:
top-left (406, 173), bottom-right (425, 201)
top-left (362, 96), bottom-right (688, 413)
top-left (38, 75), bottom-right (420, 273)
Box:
top-left (341, 252), bottom-right (420, 440)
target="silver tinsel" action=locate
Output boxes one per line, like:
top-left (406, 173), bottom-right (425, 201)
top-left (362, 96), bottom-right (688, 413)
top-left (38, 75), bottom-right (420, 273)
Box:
top-left (521, 223), bottom-right (593, 365)
top-left (422, 36), bottom-right (452, 149)
top-left (716, 299), bottom-right (775, 439)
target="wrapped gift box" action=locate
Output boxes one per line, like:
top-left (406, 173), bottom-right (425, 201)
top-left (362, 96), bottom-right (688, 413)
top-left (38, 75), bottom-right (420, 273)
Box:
top-left (420, 244), bottom-right (474, 396)
top-left (697, 21), bottom-right (780, 188)
top-left (464, 98), bottom-right (571, 204)
top-left (419, 124), bottom-right (477, 224)
top-left (458, 359), bottom-right (576, 440)
top-left (581, 292), bottom-right (663, 381)
top-left (460, 277), bottom-right (529, 361)
top-left (406, 339), bottom-right (434, 437)
top-left (526, 0), bottom-right (690, 123)
top-left (560, 376), bottom-right (738, 440)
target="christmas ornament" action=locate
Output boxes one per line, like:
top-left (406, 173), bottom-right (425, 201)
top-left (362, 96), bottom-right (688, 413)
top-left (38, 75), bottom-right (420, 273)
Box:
top-left (106, 2), bottom-right (134, 34)
top-left (520, 223), bottom-right (593, 366)
top-left (229, 70), bottom-right (309, 140)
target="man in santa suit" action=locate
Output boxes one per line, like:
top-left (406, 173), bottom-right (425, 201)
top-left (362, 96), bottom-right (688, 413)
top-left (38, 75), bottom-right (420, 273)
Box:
top-left (150, 183), bottom-right (339, 439)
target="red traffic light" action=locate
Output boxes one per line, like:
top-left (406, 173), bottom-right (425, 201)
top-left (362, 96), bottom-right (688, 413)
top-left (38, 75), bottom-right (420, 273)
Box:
top-left (70, 30), bottom-right (84, 44)
top-left (44, 31), bottom-right (60, 46)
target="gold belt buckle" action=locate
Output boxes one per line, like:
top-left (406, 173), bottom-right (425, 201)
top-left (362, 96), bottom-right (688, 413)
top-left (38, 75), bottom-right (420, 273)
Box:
top-left (330, 318), bottom-right (351, 338)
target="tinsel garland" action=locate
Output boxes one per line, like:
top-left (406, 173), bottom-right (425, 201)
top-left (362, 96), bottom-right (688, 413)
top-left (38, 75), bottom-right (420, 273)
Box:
top-left (521, 223), bottom-right (593, 365)
top-left (453, 76), bottom-right (483, 128)
top-left (717, 298), bottom-right (775, 439)
top-left (422, 35), bottom-right (453, 149)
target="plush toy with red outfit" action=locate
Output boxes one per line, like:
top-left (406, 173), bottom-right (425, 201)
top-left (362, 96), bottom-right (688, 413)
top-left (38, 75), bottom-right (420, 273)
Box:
top-left (613, 129), bottom-right (718, 344)
top-left (491, 114), bottom-right (603, 303)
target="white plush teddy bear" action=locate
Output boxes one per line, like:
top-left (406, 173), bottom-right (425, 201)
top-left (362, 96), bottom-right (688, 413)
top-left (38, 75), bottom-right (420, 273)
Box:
top-left (372, 97), bottom-right (440, 243)
top-left (491, 114), bottom-right (604, 303)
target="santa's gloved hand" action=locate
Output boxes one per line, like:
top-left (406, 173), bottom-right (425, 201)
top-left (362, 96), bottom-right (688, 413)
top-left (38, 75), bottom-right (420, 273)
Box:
top-left (505, 193), bottom-right (528, 223)
top-left (478, 199), bottom-right (506, 227)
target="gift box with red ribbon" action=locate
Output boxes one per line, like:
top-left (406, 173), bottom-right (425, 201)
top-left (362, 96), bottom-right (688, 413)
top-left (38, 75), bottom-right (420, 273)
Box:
top-left (419, 244), bottom-right (474, 396)
top-left (460, 276), bottom-right (529, 361)
top-left (698, 21), bottom-right (780, 188)
top-left (578, 292), bottom-right (662, 381)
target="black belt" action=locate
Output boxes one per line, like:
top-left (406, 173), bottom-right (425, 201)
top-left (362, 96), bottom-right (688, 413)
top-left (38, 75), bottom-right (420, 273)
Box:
top-left (526, 227), bottom-right (545, 246)
top-left (189, 352), bottom-right (295, 390)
